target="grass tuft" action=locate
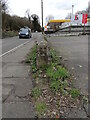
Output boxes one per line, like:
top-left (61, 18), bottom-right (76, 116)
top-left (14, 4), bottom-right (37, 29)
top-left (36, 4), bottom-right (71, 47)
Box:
top-left (46, 63), bottom-right (69, 80)
top-left (26, 45), bottom-right (37, 72)
top-left (36, 102), bottom-right (47, 116)
top-left (31, 87), bottom-right (41, 100)
top-left (69, 88), bottom-right (80, 98)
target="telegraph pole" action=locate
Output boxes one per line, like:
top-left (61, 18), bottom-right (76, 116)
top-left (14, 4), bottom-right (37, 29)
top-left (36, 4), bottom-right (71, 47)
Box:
top-left (41, 0), bottom-right (43, 34)
top-left (83, 14), bottom-right (85, 34)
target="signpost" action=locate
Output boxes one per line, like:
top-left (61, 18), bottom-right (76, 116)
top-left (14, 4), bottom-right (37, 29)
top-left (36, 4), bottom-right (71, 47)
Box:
top-left (82, 14), bottom-right (88, 34)
top-left (41, 0), bottom-right (43, 34)
top-left (71, 14), bottom-right (82, 25)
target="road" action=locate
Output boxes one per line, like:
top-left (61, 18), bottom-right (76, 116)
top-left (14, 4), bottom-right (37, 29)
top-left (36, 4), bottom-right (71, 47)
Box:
top-left (2, 36), bottom-right (32, 55)
top-left (47, 35), bottom-right (88, 95)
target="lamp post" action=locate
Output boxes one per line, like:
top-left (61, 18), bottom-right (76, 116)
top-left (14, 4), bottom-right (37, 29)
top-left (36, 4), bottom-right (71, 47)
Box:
top-left (41, 0), bottom-right (43, 34)
top-left (72, 5), bottom-right (74, 15)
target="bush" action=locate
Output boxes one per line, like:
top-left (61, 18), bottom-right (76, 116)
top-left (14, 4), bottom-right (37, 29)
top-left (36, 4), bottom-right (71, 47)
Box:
top-left (2, 30), bottom-right (18, 38)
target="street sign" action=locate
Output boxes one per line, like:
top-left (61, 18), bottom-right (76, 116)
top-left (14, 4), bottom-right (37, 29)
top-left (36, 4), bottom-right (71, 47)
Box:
top-left (71, 14), bottom-right (82, 25)
top-left (82, 14), bottom-right (88, 24)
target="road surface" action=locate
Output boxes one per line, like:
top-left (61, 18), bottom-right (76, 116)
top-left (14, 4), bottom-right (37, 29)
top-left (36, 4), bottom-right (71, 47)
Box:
top-left (2, 36), bottom-right (32, 55)
top-left (47, 35), bottom-right (88, 95)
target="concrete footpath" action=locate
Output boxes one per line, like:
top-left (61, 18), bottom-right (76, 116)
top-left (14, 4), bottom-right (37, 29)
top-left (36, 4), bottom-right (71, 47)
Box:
top-left (2, 33), bottom-right (43, 118)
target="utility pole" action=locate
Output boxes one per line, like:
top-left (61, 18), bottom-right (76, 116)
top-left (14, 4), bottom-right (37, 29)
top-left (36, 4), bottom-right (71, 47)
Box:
top-left (83, 14), bottom-right (85, 34)
top-left (41, 0), bottom-right (43, 34)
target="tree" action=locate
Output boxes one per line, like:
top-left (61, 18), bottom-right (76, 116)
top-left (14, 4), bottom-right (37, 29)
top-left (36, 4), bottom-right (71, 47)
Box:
top-left (45, 15), bottom-right (54, 24)
top-left (25, 9), bottom-right (32, 27)
top-left (1, 0), bottom-right (8, 13)
top-left (31, 14), bottom-right (41, 32)
top-left (87, 1), bottom-right (90, 18)
top-left (65, 13), bottom-right (72, 19)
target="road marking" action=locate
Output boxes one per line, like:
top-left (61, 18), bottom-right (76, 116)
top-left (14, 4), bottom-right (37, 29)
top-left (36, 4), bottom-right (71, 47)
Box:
top-left (0, 41), bottom-right (29, 57)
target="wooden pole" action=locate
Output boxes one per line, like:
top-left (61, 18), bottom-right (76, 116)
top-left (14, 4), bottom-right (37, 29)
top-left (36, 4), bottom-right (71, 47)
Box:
top-left (41, 0), bottom-right (43, 34)
top-left (83, 14), bottom-right (85, 34)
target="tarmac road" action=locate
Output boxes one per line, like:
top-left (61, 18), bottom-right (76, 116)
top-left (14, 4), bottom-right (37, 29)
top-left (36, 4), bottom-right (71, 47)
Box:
top-left (2, 36), bottom-right (32, 55)
top-left (47, 35), bottom-right (88, 95)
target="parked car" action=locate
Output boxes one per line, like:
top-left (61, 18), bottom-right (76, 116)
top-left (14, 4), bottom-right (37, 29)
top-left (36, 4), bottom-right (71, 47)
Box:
top-left (19, 27), bottom-right (31, 38)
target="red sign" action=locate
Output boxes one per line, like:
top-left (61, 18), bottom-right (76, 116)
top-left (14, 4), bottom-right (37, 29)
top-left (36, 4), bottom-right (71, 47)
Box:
top-left (75, 15), bottom-right (79, 20)
top-left (82, 14), bottom-right (88, 24)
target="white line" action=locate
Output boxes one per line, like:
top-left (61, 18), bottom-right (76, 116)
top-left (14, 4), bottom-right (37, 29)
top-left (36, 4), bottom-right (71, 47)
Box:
top-left (0, 41), bottom-right (29, 57)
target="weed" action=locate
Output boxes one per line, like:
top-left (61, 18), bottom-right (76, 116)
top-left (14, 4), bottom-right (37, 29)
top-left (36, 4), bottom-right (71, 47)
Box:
top-left (26, 45), bottom-right (37, 72)
top-left (50, 80), bottom-right (61, 92)
top-left (50, 79), bottom-right (68, 93)
top-left (60, 80), bottom-right (68, 95)
top-left (36, 102), bottom-right (47, 116)
top-left (40, 64), bottom-right (49, 71)
top-left (46, 63), bottom-right (69, 80)
top-left (31, 87), bottom-right (41, 100)
top-left (32, 73), bottom-right (38, 79)
top-left (50, 48), bottom-right (58, 62)
top-left (62, 89), bottom-right (68, 96)
top-left (44, 35), bottom-right (48, 41)
top-left (82, 96), bottom-right (88, 103)
top-left (69, 88), bottom-right (80, 98)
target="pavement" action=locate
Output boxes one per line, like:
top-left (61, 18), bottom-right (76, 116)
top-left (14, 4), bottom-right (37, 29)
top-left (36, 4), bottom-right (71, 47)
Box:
top-left (47, 32), bottom-right (81, 37)
top-left (2, 33), bottom-right (43, 118)
top-left (47, 34), bottom-right (89, 118)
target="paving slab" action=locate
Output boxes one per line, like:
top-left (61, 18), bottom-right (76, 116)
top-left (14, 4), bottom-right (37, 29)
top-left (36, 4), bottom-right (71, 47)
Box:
top-left (2, 84), bottom-right (14, 102)
top-left (3, 65), bottom-right (30, 78)
top-left (64, 107), bottom-right (87, 118)
top-left (2, 102), bottom-right (35, 118)
top-left (15, 77), bottom-right (33, 97)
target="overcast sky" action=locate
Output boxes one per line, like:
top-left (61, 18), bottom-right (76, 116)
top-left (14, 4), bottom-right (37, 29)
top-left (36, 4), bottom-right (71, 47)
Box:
top-left (8, 0), bottom-right (90, 25)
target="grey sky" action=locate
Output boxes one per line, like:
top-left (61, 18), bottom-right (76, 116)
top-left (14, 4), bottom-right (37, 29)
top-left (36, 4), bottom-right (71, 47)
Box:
top-left (8, 0), bottom-right (89, 25)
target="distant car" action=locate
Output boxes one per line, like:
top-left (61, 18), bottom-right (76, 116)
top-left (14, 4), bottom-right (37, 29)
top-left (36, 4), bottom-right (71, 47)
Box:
top-left (19, 28), bottom-right (31, 38)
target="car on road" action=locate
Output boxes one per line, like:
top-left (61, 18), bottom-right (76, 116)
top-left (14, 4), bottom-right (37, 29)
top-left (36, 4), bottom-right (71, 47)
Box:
top-left (19, 27), bottom-right (32, 38)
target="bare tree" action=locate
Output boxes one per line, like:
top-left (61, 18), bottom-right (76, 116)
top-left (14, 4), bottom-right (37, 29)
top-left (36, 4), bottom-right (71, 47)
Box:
top-left (45, 15), bottom-right (54, 24)
top-left (1, 0), bottom-right (8, 13)
top-left (25, 9), bottom-right (31, 22)
top-left (65, 13), bottom-right (72, 19)
top-left (87, 1), bottom-right (90, 18)
top-left (31, 14), bottom-right (41, 32)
